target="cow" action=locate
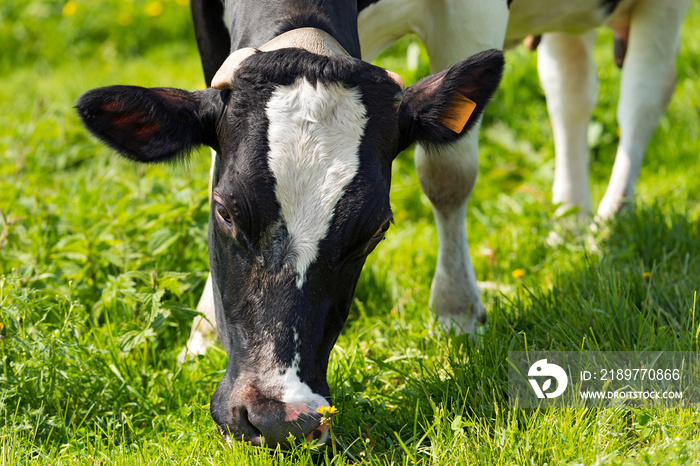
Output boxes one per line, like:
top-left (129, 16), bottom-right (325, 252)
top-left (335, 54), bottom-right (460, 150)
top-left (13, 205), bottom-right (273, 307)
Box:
top-left (75, 0), bottom-right (689, 448)
top-left (76, 0), bottom-right (504, 447)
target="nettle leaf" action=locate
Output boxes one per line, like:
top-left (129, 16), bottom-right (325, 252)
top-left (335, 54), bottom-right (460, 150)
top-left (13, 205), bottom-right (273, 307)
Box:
top-left (150, 309), bottom-right (171, 332)
top-left (148, 228), bottom-right (180, 256)
top-left (118, 328), bottom-right (156, 353)
top-left (101, 249), bottom-right (125, 268)
top-left (123, 271), bottom-right (152, 287)
top-left (164, 301), bottom-right (199, 320)
top-left (157, 272), bottom-right (189, 297)
top-left (135, 289), bottom-right (165, 324)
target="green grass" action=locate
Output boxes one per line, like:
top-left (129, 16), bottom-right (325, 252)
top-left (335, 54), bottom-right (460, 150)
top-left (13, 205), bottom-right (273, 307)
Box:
top-left (2, 1), bottom-right (700, 464)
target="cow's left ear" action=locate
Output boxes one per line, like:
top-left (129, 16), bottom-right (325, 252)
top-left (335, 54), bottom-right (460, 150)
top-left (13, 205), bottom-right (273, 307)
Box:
top-left (396, 49), bottom-right (504, 152)
top-left (76, 86), bottom-right (223, 163)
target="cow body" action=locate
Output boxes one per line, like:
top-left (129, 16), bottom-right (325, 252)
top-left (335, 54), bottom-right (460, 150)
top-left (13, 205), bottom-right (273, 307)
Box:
top-left (506, 0), bottom-right (629, 44)
top-left (76, 0), bottom-right (689, 448)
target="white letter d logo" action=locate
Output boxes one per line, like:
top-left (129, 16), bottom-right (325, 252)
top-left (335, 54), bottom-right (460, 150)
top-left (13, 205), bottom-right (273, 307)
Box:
top-left (528, 359), bottom-right (568, 399)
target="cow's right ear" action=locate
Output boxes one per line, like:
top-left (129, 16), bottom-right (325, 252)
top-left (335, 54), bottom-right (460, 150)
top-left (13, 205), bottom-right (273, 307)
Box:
top-left (75, 86), bottom-right (223, 163)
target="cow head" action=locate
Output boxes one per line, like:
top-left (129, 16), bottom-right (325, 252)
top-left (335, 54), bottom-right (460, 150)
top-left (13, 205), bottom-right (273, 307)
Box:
top-left (76, 42), bottom-right (503, 447)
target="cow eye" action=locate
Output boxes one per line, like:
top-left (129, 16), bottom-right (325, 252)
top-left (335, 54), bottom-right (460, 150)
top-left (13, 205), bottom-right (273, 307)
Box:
top-left (371, 218), bottom-right (393, 241)
top-left (215, 201), bottom-right (233, 226)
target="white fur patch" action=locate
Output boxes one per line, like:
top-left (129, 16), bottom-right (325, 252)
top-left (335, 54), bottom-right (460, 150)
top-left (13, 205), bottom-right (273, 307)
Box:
top-left (266, 77), bottom-right (367, 288)
top-left (257, 327), bottom-right (329, 412)
top-left (274, 351), bottom-right (330, 408)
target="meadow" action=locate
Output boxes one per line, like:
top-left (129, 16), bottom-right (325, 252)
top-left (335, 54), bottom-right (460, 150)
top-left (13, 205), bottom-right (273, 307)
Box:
top-left (1, 1), bottom-right (700, 464)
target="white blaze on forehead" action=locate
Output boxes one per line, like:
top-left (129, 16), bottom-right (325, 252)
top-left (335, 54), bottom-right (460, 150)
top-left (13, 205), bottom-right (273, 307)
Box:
top-left (266, 77), bottom-right (368, 288)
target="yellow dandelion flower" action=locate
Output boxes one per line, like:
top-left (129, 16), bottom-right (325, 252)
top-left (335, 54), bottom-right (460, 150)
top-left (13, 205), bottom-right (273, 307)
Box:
top-left (62, 1), bottom-right (77, 17)
top-left (145, 2), bottom-right (164, 17)
top-left (643, 272), bottom-right (652, 282)
top-left (512, 268), bottom-right (525, 279)
top-left (316, 405), bottom-right (339, 416)
top-left (175, 0), bottom-right (190, 6)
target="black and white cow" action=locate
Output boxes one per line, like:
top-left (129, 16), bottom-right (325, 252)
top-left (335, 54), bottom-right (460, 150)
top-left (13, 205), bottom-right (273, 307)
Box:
top-left (76, 0), bottom-right (503, 446)
top-left (75, 0), bottom-right (689, 448)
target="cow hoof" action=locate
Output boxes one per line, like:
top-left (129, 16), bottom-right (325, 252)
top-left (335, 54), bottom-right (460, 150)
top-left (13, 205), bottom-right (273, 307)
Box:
top-left (177, 330), bottom-right (215, 363)
top-left (596, 196), bottom-right (634, 222)
top-left (436, 308), bottom-right (486, 336)
top-left (429, 265), bottom-right (486, 335)
top-left (548, 207), bottom-right (596, 247)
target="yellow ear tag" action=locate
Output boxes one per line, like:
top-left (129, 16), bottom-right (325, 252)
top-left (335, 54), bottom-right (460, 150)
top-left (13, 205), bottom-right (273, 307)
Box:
top-left (441, 94), bottom-right (477, 134)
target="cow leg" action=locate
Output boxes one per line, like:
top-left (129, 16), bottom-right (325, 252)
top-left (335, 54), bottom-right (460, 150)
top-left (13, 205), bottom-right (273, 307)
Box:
top-left (410, 1), bottom-right (509, 334)
top-left (178, 149), bottom-right (220, 363)
top-left (537, 31), bottom-right (598, 217)
top-left (357, 0), bottom-right (419, 62)
top-left (597, 0), bottom-right (690, 219)
top-left (414, 140), bottom-right (486, 334)
top-left (178, 274), bottom-right (218, 362)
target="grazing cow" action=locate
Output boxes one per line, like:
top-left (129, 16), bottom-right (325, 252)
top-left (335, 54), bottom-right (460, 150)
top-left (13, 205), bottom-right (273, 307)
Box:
top-left (76, 0), bottom-right (504, 447)
top-left (75, 0), bottom-right (689, 448)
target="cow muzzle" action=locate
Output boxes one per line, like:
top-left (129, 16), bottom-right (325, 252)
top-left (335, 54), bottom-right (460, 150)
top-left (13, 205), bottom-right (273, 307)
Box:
top-left (214, 381), bottom-right (330, 447)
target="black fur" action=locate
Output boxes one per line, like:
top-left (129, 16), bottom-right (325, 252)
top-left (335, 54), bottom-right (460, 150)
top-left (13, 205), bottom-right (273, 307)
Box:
top-left (234, 48), bottom-right (392, 90)
top-left (219, 0), bottom-right (361, 56)
top-left (190, 0), bottom-right (231, 86)
top-left (357, 0), bottom-right (381, 12)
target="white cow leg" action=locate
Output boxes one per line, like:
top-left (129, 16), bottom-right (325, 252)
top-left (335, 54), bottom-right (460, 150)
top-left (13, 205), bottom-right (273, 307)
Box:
top-left (415, 137), bottom-right (485, 334)
top-left (597, 0), bottom-right (690, 219)
top-left (408, 0), bottom-right (508, 334)
top-left (538, 31), bottom-right (597, 218)
top-left (178, 274), bottom-right (218, 362)
top-left (178, 148), bottom-right (220, 363)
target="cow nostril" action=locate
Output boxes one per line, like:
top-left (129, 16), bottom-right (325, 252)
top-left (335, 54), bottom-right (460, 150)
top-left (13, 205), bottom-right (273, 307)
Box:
top-left (478, 313), bottom-right (488, 324)
top-left (305, 423), bottom-right (329, 444)
top-left (239, 407), bottom-right (263, 442)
